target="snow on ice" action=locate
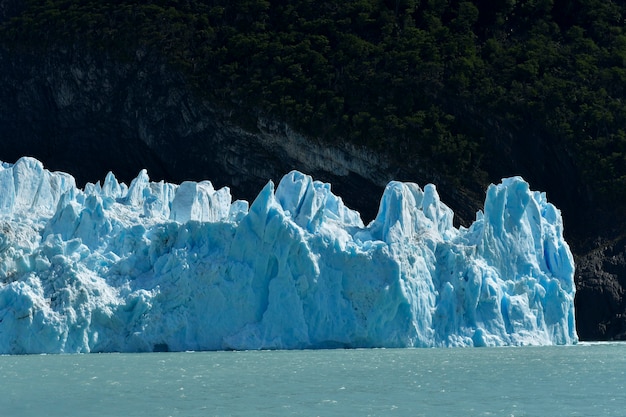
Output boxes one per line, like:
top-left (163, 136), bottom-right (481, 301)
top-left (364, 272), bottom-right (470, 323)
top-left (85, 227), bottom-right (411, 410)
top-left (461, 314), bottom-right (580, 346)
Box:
top-left (0, 157), bottom-right (577, 353)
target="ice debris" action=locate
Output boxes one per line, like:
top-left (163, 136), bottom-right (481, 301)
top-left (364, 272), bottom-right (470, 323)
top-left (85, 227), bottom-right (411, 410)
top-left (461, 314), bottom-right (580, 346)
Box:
top-left (0, 157), bottom-right (577, 353)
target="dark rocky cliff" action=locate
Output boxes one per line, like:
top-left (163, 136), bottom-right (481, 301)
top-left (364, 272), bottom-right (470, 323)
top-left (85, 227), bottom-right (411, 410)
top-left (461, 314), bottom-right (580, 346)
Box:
top-left (0, 43), bottom-right (478, 222)
top-left (1, 42), bottom-right (625, 341)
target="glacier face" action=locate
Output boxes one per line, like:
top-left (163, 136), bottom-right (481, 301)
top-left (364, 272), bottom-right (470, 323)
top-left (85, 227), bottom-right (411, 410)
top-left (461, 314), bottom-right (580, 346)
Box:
top-left (0, 157), bottom-right (577, 353)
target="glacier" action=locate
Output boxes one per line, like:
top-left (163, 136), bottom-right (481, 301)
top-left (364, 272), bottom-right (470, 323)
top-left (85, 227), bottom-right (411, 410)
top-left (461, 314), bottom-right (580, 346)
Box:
top-left (0, 157), bottom-right (577, 353)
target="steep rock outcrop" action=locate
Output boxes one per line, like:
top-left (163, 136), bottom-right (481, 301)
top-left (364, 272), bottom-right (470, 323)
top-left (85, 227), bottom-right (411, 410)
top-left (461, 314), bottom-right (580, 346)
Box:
top-left (0, 46), bottom-right (410, 222)
top-left (575, 235), bottom-right (626, 340)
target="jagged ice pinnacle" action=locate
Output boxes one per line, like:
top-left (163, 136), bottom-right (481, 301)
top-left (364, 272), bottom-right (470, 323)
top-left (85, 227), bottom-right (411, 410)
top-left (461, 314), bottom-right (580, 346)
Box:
top-left (0, 157), bottom-right (577, 353)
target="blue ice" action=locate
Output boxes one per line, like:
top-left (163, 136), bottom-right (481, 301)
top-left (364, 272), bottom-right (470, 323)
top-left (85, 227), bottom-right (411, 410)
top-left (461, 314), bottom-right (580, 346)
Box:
top-left (0, 157), bottom-right (577, 353)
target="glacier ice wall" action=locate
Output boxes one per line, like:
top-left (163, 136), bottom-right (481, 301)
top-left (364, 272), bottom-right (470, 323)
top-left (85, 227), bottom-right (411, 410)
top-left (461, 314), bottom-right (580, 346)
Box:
top-left (0, 157), bottom-right (577, 353)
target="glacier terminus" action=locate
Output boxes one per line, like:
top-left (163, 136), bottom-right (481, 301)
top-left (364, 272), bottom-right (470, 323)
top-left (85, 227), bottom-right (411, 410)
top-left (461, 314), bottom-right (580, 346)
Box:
top-left (0, 157), bottom-right (577, 353)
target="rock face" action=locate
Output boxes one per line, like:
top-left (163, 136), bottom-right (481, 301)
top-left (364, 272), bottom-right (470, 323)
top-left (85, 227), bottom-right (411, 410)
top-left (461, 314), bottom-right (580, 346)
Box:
top-left (575, 236), bottom-right (626, 340)
top-left (0, 45), bottom-right (403, 222)
top-left (0, 44), bottom-right (624, 341)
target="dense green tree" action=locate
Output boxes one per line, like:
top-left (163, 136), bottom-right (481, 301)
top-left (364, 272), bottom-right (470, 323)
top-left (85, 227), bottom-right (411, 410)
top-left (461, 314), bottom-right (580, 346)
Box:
top-left (2, 0), bottom-right (625, 203)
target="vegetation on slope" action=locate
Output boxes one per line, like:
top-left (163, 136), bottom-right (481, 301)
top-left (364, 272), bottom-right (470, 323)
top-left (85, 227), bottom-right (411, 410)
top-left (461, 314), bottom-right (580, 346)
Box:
top-left (2, 0), bottom-right (625, 205)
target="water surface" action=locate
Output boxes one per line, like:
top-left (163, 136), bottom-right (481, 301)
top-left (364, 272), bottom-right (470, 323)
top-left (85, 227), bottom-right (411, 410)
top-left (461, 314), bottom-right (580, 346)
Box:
top-left (1, 343), bottom-right (624, 416)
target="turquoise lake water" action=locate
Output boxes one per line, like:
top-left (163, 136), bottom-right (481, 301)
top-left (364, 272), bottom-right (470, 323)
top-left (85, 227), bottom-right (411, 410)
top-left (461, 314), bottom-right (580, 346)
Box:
top-left (1, 342), bottom-right (624, 416)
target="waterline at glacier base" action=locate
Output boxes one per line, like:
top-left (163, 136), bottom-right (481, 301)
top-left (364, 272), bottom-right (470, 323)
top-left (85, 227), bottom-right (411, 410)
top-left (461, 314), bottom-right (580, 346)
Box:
top-left (0, 157), bottom-right (577, 353)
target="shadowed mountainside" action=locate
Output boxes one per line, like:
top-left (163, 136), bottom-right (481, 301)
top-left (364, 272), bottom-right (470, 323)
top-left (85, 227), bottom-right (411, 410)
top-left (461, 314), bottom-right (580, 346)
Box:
top-left (0, 0), bottom-right (625, 340)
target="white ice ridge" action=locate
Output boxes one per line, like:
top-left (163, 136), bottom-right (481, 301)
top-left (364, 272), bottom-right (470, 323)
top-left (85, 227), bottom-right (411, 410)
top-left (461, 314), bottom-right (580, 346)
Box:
top-left (0, 157), bottom-right (577, 353)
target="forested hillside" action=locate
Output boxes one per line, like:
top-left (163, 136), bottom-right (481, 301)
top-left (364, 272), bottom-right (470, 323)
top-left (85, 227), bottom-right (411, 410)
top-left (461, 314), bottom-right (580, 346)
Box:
top-left (1, 0), bottom-right (626, 339)
top-left (2, 0), bottom-right (625, 204)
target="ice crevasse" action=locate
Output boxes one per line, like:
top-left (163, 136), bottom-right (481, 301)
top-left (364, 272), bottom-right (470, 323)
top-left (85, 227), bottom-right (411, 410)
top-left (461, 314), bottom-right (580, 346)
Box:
top-left (0, 157), bottom-right (577, 353)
